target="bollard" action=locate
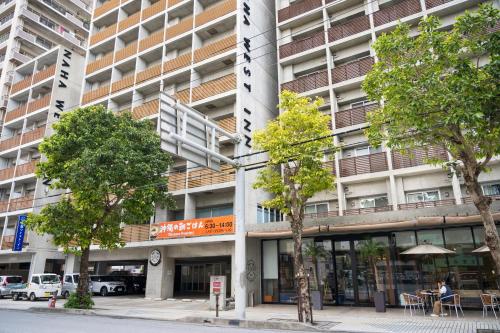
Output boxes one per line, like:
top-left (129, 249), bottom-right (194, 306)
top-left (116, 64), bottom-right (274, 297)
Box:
top-left (48, 292), bottom-right (57, 308)
top-left (215, 293), bottom-right (219, 318)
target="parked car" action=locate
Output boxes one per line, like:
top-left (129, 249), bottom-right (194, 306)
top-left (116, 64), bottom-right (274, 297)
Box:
top-left (109, 273), bottom-right (146, 294)
top-left (90, 275), bottom-right (126, 296)
top-left (61, 274), bottom-right (92, 298)
top-left (11, 274), bottom-right (61, 301)
top-left (0, 276), bottom-right (25, 298)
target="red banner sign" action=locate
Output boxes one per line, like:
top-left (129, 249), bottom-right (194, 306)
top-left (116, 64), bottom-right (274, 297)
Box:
top-left (150, 215), bottom-right (234, 240)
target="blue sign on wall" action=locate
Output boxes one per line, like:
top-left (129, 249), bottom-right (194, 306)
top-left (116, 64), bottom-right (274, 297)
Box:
top-left (12, 215), bottom-right (27, 252)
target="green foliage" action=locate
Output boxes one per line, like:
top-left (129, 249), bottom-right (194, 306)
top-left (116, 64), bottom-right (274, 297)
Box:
top-left (304, 242), bottom-right (330, 261)
top-left (358, 239), bottom-right (384, 261)
top-left (252, 90), bottom-right (336, 216)
top-left (64, 292), bottom-right (94, 309)
top-left (363, 4), bottom-right (500, 167)
top-left (25, 106), bottom-right (175, 253)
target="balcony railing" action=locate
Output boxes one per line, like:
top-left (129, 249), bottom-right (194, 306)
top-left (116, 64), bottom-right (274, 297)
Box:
top-left (136, 63), bottom-right (161, 84)
top-left (191, 73), bottom-right (236, 102)
top-left (0, 166), bottom-right (14, 181)
top-left (373, 0), bottom-right (421, 27)
top-left (121, 224), bottom-right (150, 243)
top-left (281, 70), bottom-right (329, 94)
top-left (9, 194), bottom-right (34, 211)
top-left (195, 0), bottom-right (236, 27)
top-left (4, 104), bottom-right (27, 123)
top-left (391, 146), bottom-right (448, 169)
top-left (398, 199), bottom-right (456, 210)
top-left (93, 0), bottom-right (119, 19)
top-left (139, 30), bottom-right (164, 52)
top-left (168, 171), bottom-right (187, 191)
top-left (279, 31), bottom-right (324, 59)
top-left (304, 210), bottom-right (339, 219)
top-left (0, 200), bottom-right (8, 214)
top-left (188, 164), bottom-right (234, 188)
top-left (15, 161), bottom-right (37, 177)
top-left (164, 53), bottom-right (192, 73)
top-left (166, 15), bottom-right (193, 39)
top-left (194, 34), bottom-right (236, 63)
top-left (86, 53), bottom-right (114, 74)
top-left (1, 232), bottom-right (28, 249)
top-left (335, 103), bottom-right (377, 129)
top-left (111, 74), bottom-right (135, 93)
top-left (142, 0), bottom-right (167, 21)
top-left (115, 42), bottom-right (137, 63)
top-left (175, 89), bottom-right (190, 104)
top-left (27, 94), bottom-right (51, 114)
top-left (118, 11), bottom-right (140, 32)
top-left (344, 205), bottom-right (393, 216)
top-left (90, 23), bottom-right (117, 46)
top-left (82, 84), bottom-right (110, 104)
top-left (425, 0), bottom-right (453, 8)
top-left (331, 57), bottom-right (374, 84)
top-left (278, 0), bottom-right (322, 23)
top-left (463, 195), bottom-right (500, 205)
top-left (33, 64), bottom-right (56, 85)
top-left (11, 75), bottom-right (33, 94)
top-left (167, 0), bottom-right (183, 6)
top-left (339, 152), bottom-right (388, 177)
top-left (217, 116), bottom-right (236, 134)
top-left (132, 99), bottom-right (159, 119)
top-left (21, 127), bottom-right (45, 145)
top-left (328, 15), bottom-right (370, 42)
top-left (0, 135), bottom-right (21, 152)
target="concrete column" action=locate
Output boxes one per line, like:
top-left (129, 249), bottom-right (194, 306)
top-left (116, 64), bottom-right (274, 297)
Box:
top-left (337, 181), bottom-right (345, 216)
top-left (388, 175), bottom-right (398, 210)
top-left (145, 247), bottom-right (175, 300)
top-left (28, 251), bottom-right (50, 278)
top-left (64, 254), bottom-right (81, 274)
top-left (451, 173), bottom-right (463, 205)
top-left (184, 193), bottom-right (196, 219)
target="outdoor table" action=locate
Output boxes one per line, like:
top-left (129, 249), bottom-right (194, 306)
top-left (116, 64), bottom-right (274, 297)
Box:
top-left (420, 290), bottom-right (440, 314)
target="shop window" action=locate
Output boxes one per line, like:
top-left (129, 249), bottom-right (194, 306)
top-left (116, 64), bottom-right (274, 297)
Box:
top-left (195, 205), bottom-right (233, 218)
top-left (257, 205), bottom-right (283, 224)
top-left (172, 210), bottom-right (184, 221)
top-left (305, 203), bottom-right (328, 215)
top-left (482, 183), bottom-right (500, 196)
top-left (473, 226), bottom-right (500, 292)
top-left (406, 190), bottom-right (440, 203)
top-left (417, 230), bottom-right (447, 288)
top-left (359, 196), bottom-right (388, 208)
top-left (262, 240), bottom-right (278, 302)
top-left (393, 231), bottom-right (419, 297)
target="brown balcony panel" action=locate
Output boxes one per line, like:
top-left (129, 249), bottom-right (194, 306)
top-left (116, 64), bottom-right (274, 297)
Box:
top-left (339, 152), bottom-right (388, 177)
top-left (188, 164), bottom-right (234, 188)
top-left (115, 42), bottom-right (138, 63)
top-left (335, 103), bottom-right (377, 129)
top-left (166, 16), bottom-right (193, 39)
top-left (27, 94), bottom-right (51, 113)
top-left (328, 15), bottom-right (370, 42)
top-left (0, 135), bottom-right (21, 152)
top-left (0, 166), bottom-right (14, 181)
top-left (1, 234), bottom-right (13, 249)
top-left (373, 0), bottom-right (421, 27)
top-left (90, 24), bottom-right (117, 46)
top-left (136, 64), bottom-right (161, 84)
top-left (217, 116), bottom-right (236, 133)
top-left (132, 99), bottom-right (159, 119)
top-left (143, 0), bottom-right (167, 21)
top-left (9, 195), bottom-right (34, 211)
top-left (121, 224), bottom-right (150, 242)
top-left (174, 89), bottom-right (190, 104)
top-left (21, 127), bottom-right (45, 145)
top-left (391, 146), bottom-right (448, 169)
top-left (304, 210), bottom-right (339, 219)
top-left (11, 76), bottom-right (33, 94)
top-left (32, 64), bottom-right (56, 85)
top-left (118, 12), bottom-right (141, 32)
top-left (344, 205), bottom-right (393, 216)
top-left (167, 0), bottom-right (183, 6)
top-left (195, 0), bottom-right (236, 27)
top-left (168, 172), bottom-right (186, 191)
top-left (194, 34), bottom-right (236, 63)
top-left (0, 201), bottom-right (8, 214)
top-left (281, 70), bottom-right (328, 94)
top-left (139, 30), bottom-right (164, 52)
top-left (425, 0), bottom-right (453, 8)
top-left (331, 57), bottom-right (374, 84)
top-left (164, 53), bottom-right (192, 73)
top-left (191, 73), bottom-right (236, 102)
top-left (4, 104), bottom-right (27, 123)
top-left (323, 160), bottom-right (336, 175)
top-left (15, 161), bottom-right (37, 177)
top-left (398, 199), bottom-right (456, 210)
top-left (94, 0), bottom-right (119, 18)
top-left (111, 75), bottom-right (135, 93)
top-left (463, 195), bottom-right (500, 205)
top-left (279, 31), bottom-right (324, 59)
top-left (86, 53), bottom-right (114, 74)
top-left (278, 0), bottom-right (322, 23)
top-left (82, 85), bottom-right (110, 104)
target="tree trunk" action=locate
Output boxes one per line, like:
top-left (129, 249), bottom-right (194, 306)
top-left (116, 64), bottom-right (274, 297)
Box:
top-left (76, 247), bottom-right (90, 307)
top-left (292, 220), bottom-right (312, 323)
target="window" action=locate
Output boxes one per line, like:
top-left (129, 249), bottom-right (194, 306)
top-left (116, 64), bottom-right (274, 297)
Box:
top-left (305, 203), bottom-right (329, 215)
top-left (257, 205), bottom-right (283, 223)
top-left (344, 145), bottom-right (382, 158)
top-left (31, 276), bottom-right (40, 284)
top-left (482, 183), bottom-right (500, 196)
top-left (64, 276), bottom-right (72, 283)
top-left (406, 190), bottom-right (440, 203)
top-left (195, 205), bottom-right (233, 218)
top-left (359, 196), bottom-right (388, 208)
top-left (6, 276), bottom-right (22, 283)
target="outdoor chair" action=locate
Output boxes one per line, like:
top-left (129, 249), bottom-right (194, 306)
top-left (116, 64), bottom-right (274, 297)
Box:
top-left (441, 294), bottom-right (464, 318)
top-left (402, 293), bottom-right (425, 316)
top-left (480, 293), bottom-right (499, 319)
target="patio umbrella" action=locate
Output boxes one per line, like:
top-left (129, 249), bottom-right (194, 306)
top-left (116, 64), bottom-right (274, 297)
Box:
top-left (472, 245), bottom-right (490, 253)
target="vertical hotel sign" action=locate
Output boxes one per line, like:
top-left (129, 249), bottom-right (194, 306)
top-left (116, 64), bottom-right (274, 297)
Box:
top-left (240, 0), bottom-right (253, 149)
top-left (12, 215), bottom-right (27, 251)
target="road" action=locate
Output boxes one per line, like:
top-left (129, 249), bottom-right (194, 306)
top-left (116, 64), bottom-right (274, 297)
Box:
top-left (0, 310), bottom-right (304, 333)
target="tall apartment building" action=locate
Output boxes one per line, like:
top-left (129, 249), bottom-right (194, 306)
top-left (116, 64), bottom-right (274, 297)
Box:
top-left (263, 0), bottom-right (500, 307)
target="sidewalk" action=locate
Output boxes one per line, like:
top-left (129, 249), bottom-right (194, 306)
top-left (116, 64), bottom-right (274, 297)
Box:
top-left (1, 296), bottom-right (499, 333)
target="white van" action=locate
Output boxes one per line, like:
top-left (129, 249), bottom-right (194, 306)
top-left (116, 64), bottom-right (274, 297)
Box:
top-left (11, 273), bottom-right (62, 301)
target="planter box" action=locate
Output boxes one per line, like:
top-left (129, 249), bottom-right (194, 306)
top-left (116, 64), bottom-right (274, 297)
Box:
top-left (374, 291), bottom-right (386, 312)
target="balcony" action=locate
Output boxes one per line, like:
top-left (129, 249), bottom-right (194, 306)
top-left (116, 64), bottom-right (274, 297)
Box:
top-left (278, 0), bottom-right (322, 23)
top-left (304, 210), bottom-right (339, 219)
top-left (0, 200), bottom-right (7, 214)
top-left (115, 42), bottom-right (138, 63)
top-left (15, 161), bottom-right (37, 177)
top-left (33, 65), bottom-right (56, 85)
top-left (331, 57), bottom-right (374, 84)
top-left (463, 195), bottom-right (500, 205)
top-left (27, 94), bottom-right (51, 114)
top-left (391, 146), bottom-right (448, 169)
top-left (4, 104), bottom-right (27, 123)
top-left (373, 0), bottom-right (421, 27)
top-left (0, 135), bottom-right (21, 152)
top-left (194, 34), bottom-right (236, 63)
top-left (111, 74), bottom-right (135, 93)
top-left (142, 0), bottom-right (167, 21)
top-left (174, 89), bottom-right (190, 104)
top-left (121, 224), bottom-right (150, 243)
top-left (279, 31), bottom-right (324, 59)
top-left (188, 164), bottom-right (234, 188)
top-left (118, 11), bottom-right (140, 32)
top-left (82, 84), bottom-right (110, 104)
top-left (217, 116), bottom-right (236, 134)
top-left (139, 30), bottom-right (164, 52)
top-left (344, 205), bottom-right (393, 216)
top-left (281, 70), bottom-right (329, 94)
top-left (93, 0), bottom-right (119, 19)
top-left (164, 53), bottom-right (192, 73)
top-left (168, 0), bottom-right (183, 6)
top-left (86, 53), bottom-right (114, 74)
top-left (398, 199), bottom-right (456, 210)
top-left (21, 127), bottom-right (45, 145)
top-left (328, 15), bottom-right (370, 42)
top-left (11, 76), bottom-right (33, 94)
top-left (0, 166), bottom-right (14, 181)
top-left (335, 103), bottom-right (377, 129)
top-left (132, 99), bottom-right (159, 119)
top-left (339, 152), bottom-right (388, 177)
top-left (191, 73), bottom-right (236, 102)
top-left (166, 15), bottom-right (193, 39)
top-left (425, 0), bottom-right (452, 9)
top-left (168, 171), bottom-right (187, 191)
top-left (136, 64), bottom-right (161, 84)
top-left (195, 0), bottom-right (236, 28)
top-left (90, 24), bottom-right (117, 46)
top-left (9, 194), bottom-right (34, 211)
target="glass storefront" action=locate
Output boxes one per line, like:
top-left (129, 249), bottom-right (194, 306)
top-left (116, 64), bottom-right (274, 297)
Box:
top-left (261, 225), bottom-right (499, 307)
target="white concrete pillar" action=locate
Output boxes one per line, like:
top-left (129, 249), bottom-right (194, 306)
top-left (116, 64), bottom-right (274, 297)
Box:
top-left (64, 254), bottom-right (81, 274)
top-left (184, 193), bottom-right (196, 219)
top-left (28, 251), bottom-right (50, 278)
top-left (145, 247), bottom-right (175, 300)
top-left (451, 173), bottom-right (463, 205)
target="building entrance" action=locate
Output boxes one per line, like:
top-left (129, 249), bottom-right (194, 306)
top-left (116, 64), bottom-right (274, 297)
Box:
top-left (174, 256), bottom-right (231, 297)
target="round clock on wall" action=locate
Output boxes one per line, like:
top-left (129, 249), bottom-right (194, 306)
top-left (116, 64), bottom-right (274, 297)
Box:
top-left (149, 249), bottom-right (161, 266)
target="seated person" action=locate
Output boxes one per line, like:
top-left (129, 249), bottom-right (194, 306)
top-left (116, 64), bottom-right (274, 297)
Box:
top-left (431, 279), bottom-right (453, 317)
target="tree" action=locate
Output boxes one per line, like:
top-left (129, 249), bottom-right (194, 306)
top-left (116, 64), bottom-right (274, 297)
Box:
top-left (362, 5), bottom-right (500, 274)
top-left (304, 242), bottom-right (330, 292)
top-left (358, 239), bottom-right (385, 296)
top-left (25, 106), bottom-right (174, 308)
top-left (253, 90), bottom-right (336, 322)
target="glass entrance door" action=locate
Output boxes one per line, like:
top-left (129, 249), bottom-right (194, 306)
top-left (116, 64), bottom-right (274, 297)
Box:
top-left (334, 240), bottom-right (355, 305)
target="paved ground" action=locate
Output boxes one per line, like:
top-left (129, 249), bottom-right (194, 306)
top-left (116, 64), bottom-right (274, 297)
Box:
top-left (0, 295), bottom-right (499, 333)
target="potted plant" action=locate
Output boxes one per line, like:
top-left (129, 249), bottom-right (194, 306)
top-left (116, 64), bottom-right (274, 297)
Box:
top-left (304, 242), bottom-right (330, 310)
top-left (359, 239), bottom-right (386, 312)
